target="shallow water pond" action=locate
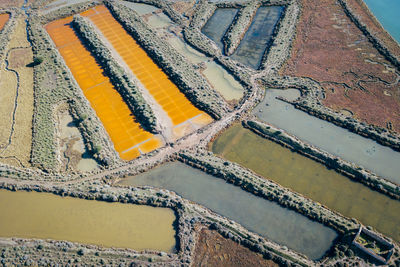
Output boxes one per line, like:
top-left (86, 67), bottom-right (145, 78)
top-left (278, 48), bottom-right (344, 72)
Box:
top-left (126, 5), bottom-right (245, 101)
top-left (166, 35), bottom-right (208, 64)
top-left (166, 33), bottom-right (244, 101)
top-left (120, 1), bottom-right (159, 15)
top-left (201, 8), bottom-right (238, 50)
top-left (231, 6), bottom-right (284, 69)
top-left (146, 12), bottom-right (172, 29)
top-left (203, 61), bottom-right (244, 101)
top-left (0, 189), bottom-right (176, 252)
top-left (254, 89), bottom-right (400, 184)
top-left (56, 110), bottom-right (98, 173)
top-left (212, 124), bottom-right (400, 242)
top-left (119, 162), bottom-right (337, 260)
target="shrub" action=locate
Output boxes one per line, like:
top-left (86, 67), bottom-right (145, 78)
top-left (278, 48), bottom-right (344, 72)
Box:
top-left (93, 145), bottom-right (102, 154)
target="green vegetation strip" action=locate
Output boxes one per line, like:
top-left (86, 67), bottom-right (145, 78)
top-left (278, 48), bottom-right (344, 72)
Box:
top-left (244, 120), bottom-right (400, 199)
top-left (189, 1), bottom-right (216, 29)
top-left (106, 1), bottom-right (229, 120)
top-left (28, 3), bottom-right (118, 171)
top-left (178, 149), bottom-right (357, 235)
top-left (72, 15), bottom-right (158, 133)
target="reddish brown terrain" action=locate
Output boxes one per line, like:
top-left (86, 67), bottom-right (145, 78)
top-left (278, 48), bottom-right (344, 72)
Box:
top-left (192, 229), bottom-right (278, 267)
top-left (281, 0), bottom-right (400, 132)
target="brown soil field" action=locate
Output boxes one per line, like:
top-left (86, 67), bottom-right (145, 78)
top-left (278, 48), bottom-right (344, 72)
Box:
top-left (192, 229), bottom-right (278, 267)
top-left (280, 0), bottom-right (400, 132)
top-left (0, 0), bottom-right (24, 8)
top-left (0, 17), bottom-right (33, 167)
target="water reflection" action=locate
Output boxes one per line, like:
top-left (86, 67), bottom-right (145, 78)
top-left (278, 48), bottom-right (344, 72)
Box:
top-left (254, 89), bottom-right (400, 184)
top-left (212, 124), bottom-right (400, 242)
top-left (0, 189), bottom-right (176, 252)
top-left (119, 162), bottom-right (337, 260)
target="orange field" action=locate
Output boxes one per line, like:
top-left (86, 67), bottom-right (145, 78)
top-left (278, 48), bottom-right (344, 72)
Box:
top-left (46, 17), bottom-right (163, 161)
top-left (0, 13), bottom-right (10, 31)
top-left (82, 6), bottom-right (212, 138)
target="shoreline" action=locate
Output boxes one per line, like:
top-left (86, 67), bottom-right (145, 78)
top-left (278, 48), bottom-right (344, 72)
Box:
top-left (348, 0), bottom-right (400, 53)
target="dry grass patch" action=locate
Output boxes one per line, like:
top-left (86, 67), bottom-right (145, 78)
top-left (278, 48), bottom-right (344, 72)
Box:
top-left (0, 63), bottom-right (17, 143)
top-left (0, 17), bottom-right (33, 167)
top-left (171, 1), bottom-right (196, 18)
top-left (193, 229), bottom-right (279, 267)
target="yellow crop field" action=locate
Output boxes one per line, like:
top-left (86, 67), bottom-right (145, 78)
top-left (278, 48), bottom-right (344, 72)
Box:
top-left (83, 6), bottom-right (212, 134)
top-left (0, 13), bottom-right (10, 31)
top-left (46, 17), bottom-right (162, 161)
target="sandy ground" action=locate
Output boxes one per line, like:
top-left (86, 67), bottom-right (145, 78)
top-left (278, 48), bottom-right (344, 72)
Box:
top-left (0, 17), bottom-right (33, 167)
top-left (192, 228), bottom-right (278, 267)
top-left (281, 0), bottom-right (400, 132)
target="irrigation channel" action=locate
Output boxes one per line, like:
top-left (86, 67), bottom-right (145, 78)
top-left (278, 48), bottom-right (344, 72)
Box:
top-left (231, 6), bottom-right (285, 69)
top-left (254, 89), bottom-right (400, 184)
top-left (123, 1), bottom-right (244, 101)
top-left (212, 123), bottom-right (400, 242)
top-left (119, 162), bottom-right (337, 260)
top-left (0, 189), bottom-right (176, 252)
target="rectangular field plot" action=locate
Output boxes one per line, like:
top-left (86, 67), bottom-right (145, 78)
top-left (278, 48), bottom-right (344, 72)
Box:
top-left (231, 6), bottom-right (285, 69)
top-left (46, 17), bottom-right (162, 161)
top-left (82, 6), bottom-right (212, 133)
top-left (201, 8), bottom-right (238, 50)
top-left (0, 13), bottom-right (10, 31)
